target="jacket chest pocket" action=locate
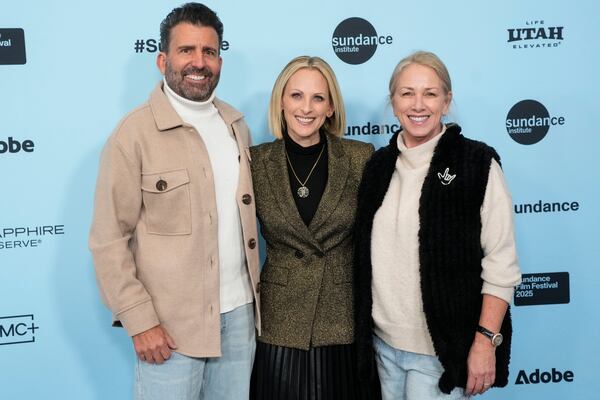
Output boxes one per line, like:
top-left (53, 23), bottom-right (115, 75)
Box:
top-left (141, 169), bottom-right (192, 235)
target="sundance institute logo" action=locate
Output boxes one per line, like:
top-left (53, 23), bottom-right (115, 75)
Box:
top-left (505, 100), bottom-right (564, 145)
top-left (331, 18), bottom-right (392, 65)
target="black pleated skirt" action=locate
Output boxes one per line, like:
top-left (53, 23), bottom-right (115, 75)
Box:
top-left (251, 341), bottom-right (381, 400)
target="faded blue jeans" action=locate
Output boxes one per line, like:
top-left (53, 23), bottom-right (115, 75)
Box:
top-left (373, 334), bottom-right (469, 400)
top-left (134, 303), bottom-right (255, 400)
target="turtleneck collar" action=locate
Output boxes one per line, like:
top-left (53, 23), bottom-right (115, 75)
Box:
top-left (163, 78), bottom-right (216, 116)
top-left (284, 130), bottom-right (327, 155)
top-left (396, 124), bottom-right (447, 170)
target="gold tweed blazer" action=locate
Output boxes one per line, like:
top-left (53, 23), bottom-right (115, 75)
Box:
top-left (250, 133), bottom-right (373, 350)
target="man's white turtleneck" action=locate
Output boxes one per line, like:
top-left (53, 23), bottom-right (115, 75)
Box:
top-left (163, 79), bottom-right (253, 314)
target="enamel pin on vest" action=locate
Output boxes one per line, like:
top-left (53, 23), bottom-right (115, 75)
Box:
top-left (437, 167), bottom-right (456, 185)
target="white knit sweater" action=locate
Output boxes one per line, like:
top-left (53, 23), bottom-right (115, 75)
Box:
top-left (371, 126), bottom-right (521, 355)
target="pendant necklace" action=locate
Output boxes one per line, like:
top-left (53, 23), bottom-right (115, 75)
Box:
top-left (285, 144), bottom-right (325, 198)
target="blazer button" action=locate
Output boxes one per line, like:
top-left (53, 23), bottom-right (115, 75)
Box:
top-left (315, 251), bottom-right (325, 258)
top-left (242, 194), bottom-right (252, 205)
top-left (248, 238), bottom-right (256, 249)
top-left (295, 250), bottom-right (304, 259)
top-left (156, 179), bottom-right (167, 191)
top-left (256, 282), bottom-right (261, 294)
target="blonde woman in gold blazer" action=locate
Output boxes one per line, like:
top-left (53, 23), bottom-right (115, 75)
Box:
top-left (249, 56), bottom-right (380, 400)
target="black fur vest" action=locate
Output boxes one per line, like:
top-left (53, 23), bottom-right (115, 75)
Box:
top-left (353, 124), bottom-right (512, 393)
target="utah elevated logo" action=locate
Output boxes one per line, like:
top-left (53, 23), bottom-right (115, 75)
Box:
top-left (507, 20), bottom-right (564, 49)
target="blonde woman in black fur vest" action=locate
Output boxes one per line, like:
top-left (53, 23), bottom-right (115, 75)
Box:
top-left (354, 51), bottom-right (521, 400)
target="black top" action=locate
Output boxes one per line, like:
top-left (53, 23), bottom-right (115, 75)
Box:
top-left (283, 130), bottom-right (328, 226)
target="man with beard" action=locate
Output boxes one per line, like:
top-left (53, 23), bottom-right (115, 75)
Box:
top-left (89, 3), bottom-right (260, 399)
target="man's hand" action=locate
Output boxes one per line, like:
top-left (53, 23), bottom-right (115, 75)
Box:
top-left (133, 325), bottom-right (177, 364)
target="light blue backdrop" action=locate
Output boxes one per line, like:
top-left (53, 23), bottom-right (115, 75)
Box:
top-left (1, 0), bottom-right (598, 398)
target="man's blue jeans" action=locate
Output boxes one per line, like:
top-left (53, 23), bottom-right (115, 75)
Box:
top-left (134, 303), bottom-right (255, 400)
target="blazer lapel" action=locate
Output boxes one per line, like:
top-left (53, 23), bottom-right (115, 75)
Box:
top-left (309, 134), bottom-right (349, 234)
top-left (265, 139), bottom-right (320, 247)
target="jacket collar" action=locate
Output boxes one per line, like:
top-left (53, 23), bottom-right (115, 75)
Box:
top-left (264, 132), bottom-right (349, 250)
top-left (148, 82), bottom-right (243, 131)
top-left (309, 134), bottom-right (348, 235)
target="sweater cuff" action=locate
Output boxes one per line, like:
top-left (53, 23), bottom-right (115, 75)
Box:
top-left (115, 300), bottom-right (160, 337)
top-left (481, 283), bottom-right (515, 305)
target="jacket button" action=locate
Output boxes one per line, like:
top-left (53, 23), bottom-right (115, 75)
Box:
top-left (248, 238), bottom-right (256, 249)
top-left (295, 250), bottom-right (304, 259)
top-left (242, 194), bottom-right (252, 205)
top-left (156, 179), bottom-right (167, 191)
top-left (256, 282), bottom-right (261, 294)
top-left (315, 251), bottom-right (325, 258)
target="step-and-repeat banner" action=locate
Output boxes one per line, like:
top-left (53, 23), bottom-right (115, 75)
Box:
top-left (1, 1), bottom-right (598, 398)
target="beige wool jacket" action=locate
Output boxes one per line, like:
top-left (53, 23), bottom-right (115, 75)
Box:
top-left (250, 134), bottom-right (373, 350)
top-left (89, 83), bottom-right (260, 357)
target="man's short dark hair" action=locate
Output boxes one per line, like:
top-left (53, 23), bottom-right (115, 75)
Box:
top-left (160, 3), bottom-right (224, 53)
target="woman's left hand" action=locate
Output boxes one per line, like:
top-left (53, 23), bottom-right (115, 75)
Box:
top-left (465, 335), bottom-right (496, 396)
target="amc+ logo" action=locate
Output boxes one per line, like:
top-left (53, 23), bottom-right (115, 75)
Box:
top-left (0, 314), bottom-right (39, 345)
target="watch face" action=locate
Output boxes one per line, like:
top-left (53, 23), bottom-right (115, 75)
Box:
top-left (492, 333), bottom-right (503, 347)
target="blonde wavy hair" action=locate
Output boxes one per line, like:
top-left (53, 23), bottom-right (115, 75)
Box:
top-left (269, 56), bottom-right (346, 138)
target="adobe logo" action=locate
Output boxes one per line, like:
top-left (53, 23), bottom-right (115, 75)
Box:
top-left (0, 137), bottom-right (35, 154)
top-left (515, 368), bottom-right (574, 385)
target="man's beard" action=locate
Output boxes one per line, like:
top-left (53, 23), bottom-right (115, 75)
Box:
top-left (165, 62), bottom-right (220, 102)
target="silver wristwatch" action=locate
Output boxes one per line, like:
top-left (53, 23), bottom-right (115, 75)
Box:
top-left (477, 325), bottom-right (503, 347)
